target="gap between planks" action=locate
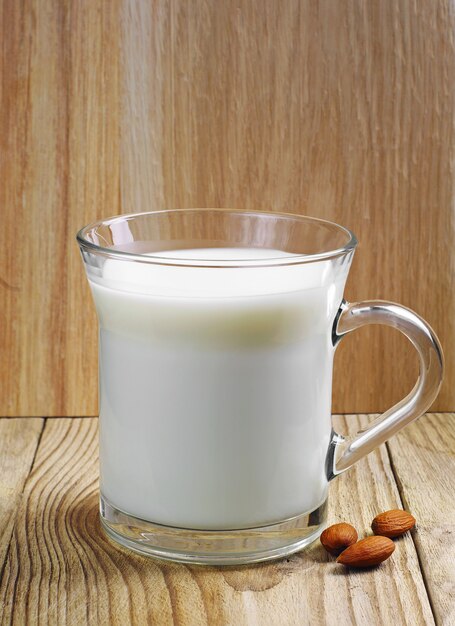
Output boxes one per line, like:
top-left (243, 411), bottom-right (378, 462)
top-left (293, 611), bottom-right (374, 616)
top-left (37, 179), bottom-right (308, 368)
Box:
top-left (387, 413), bottom-right (455, 626)
top-left (385, 443), bottom-right (437, 623)
top-left (1, 413), bottom-right (454, 419)
top-left (0, 418), bottom-right (45, 589)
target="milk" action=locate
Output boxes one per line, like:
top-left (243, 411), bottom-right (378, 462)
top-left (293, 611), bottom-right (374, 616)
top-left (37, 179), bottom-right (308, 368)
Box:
top-left (88, 248), bottom-right (347, 530)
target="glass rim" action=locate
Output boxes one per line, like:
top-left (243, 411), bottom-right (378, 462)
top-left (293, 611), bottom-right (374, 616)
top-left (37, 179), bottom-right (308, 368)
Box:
top-left (76, 209), bottom-right (358, 267)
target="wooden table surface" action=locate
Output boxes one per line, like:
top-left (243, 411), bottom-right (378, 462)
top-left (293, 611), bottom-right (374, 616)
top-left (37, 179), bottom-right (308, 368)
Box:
top-left (0, 413), bottom-right (453, 625)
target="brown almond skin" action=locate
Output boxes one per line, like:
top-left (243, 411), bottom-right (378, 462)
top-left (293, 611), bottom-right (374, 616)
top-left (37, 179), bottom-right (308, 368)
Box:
top-left (337, 536), bottom-right (395, 568)
top-left (320, 523), bottom-right (358, 556)
top-left (371, 509), bottom-right (416, 538)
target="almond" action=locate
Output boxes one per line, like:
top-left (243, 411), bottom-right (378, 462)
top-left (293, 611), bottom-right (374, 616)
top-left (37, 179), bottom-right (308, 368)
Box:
top-left (320, 523), bottom-right (358, 556)
top-left (337, 536), bottom-right (395, 568)
top-left (371, 509), bottom-right (416, 538)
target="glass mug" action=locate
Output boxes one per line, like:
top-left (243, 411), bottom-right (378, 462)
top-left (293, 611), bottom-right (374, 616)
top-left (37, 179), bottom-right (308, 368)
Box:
top-left (77, 209), bottom-right (443, 564)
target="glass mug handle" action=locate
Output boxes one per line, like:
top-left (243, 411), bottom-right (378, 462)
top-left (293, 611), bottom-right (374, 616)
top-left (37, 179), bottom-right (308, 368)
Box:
top-left (329, 300), bottom-right (444, 476)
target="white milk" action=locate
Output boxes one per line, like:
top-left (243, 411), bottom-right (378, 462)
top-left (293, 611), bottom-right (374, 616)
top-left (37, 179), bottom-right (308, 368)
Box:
top-left (88, 248), bottom-right (347, 529)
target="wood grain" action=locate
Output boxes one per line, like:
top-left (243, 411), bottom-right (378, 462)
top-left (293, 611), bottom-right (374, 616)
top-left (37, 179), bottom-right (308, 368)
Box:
top-left (0, 418), bottom-right (43, 572)
top-left (1, 0), bottom-right (454, 415)
top-left (120, 0), bottom-right (455, 414)
top-left (0, 0), bottom-right (120, 417)
top-left (388, 413), bottom-right (455, 626)
top-left (0, 415), bottom-right (436, 625)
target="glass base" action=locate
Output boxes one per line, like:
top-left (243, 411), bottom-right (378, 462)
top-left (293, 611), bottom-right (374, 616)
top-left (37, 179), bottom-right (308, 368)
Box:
top-left (100, 495), bottom-right (328, 565)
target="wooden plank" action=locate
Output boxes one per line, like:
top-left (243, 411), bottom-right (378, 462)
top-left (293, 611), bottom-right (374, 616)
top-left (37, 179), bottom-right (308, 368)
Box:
top-left (0, 0), bottom-right (120, 417)
top-left (0, 418), bottom-right (44, 571)
top-left (1, 0), bottom-right (454, 417)
top-left (0, 416), bottom-right (434, 625)
top-left (120, 0), bottom-right (455, 413)
top-left (387, 413), bottom-right (455, 625)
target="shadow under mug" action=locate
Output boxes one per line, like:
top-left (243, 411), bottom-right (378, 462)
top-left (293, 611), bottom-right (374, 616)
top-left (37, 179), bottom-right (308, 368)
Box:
top-left (77, 209), bottom-right (443, 564)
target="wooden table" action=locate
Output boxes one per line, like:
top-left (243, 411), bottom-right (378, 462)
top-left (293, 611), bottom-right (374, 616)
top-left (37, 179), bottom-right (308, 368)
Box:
top-left (0, 414), bottom-right (453, 625)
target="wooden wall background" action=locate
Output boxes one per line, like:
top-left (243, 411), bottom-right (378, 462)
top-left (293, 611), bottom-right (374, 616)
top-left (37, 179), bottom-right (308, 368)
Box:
top-left (0, 0), bottom-right (453, 417)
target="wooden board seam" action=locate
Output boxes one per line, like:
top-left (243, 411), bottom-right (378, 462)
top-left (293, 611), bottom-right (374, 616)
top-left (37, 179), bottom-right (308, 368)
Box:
top-left (0, 418), bottom-right (46, 588)
top-left (386, 440), bottom-right (437, 624)
top-left (2, 412), bottom-right (455, 420)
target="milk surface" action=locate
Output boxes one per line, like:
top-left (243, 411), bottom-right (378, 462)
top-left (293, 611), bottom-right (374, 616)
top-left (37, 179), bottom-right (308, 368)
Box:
top-left (88, 248), bottom-right (347, 529)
